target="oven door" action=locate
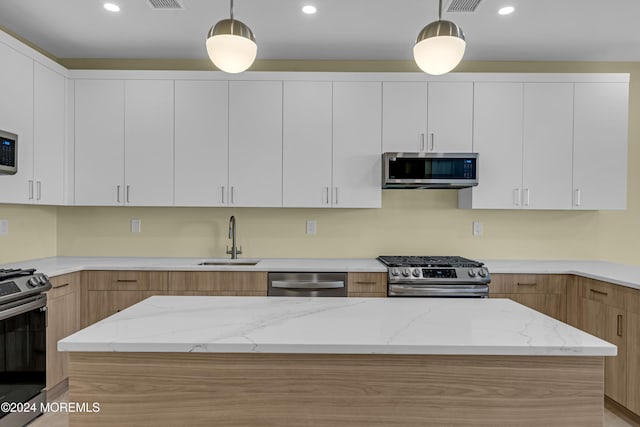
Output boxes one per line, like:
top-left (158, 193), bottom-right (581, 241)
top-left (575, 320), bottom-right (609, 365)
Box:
top-left (0, 294), bottom-right (47, 425)
top-left (388, 283), bottom-right (489, 298)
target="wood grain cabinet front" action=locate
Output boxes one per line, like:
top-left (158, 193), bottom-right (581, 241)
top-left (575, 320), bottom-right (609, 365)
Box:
top-left (167, 271), bottom-right (267, 295)
top-left (488, 274), bottom-right (568, 322)
top-left (46, 273), bottom-right (81, 391)
top-left (347, 272), bottom-right (387, 297)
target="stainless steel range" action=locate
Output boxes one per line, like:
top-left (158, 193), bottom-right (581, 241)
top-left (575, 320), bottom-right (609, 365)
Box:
top-left (377, 256), bottom-right (490, 297)
top-left (0, 268), bottom-right (51, 427)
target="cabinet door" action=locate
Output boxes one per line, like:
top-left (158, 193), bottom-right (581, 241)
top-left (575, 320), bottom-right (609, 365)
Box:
top-left (0, 43), bottom-right (34, 203)
top-left (74, 79), bottom-right (125, 205)
top-left (573, 82), bottom-right (628, 210)
top-left (332, 81), bottom-right (382, 208)
top-left (461, 83), bottom-right (523, 209)
top-left (33, 62), bottom-right (65, 205)
top-left (283, 81), bottom-right (333, 207)
top-left (382, 82), bottom-right (428, 152)
top-left (522, 83), bottom-right (574, 209)
top-left (426, 82), bottom-right (473, 152)
top-left (627, 312), bottom-right (640, 415)
top-left (229, 81), bottom-right (283, 207)
top-left (174, 80), bottom-right (229, 206)
top-left (124, 80), bottom-right (174, 206)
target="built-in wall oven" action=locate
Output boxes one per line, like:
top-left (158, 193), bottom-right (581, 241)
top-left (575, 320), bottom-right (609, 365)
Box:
top-left (268, 273), bottom-right (347, 297)
top-left (0, 268), bottom-right (51, 427)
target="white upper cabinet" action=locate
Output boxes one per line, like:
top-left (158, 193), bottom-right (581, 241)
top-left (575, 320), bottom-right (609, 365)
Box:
top-left (426, 82), bottom-right (473, 152)
top-left (332, 81), bottom-right (382, 208)
top-left (74, 79), bottom-right (125, 206)
top-left (522, 83), bottom-right (574, 210)
top-left (174, 80), bottom-right (229, 206)
top-left (124, 80), bottom-right (174, 206)
top-left (283, 81), bottom-right (333, 207)
top-left (33, 62), bottom-right (66, 205)
top-left (0, 42), bottom-right (34, 204)
top-left (459, 82), bottom-right (523, 209)
top-left (228, 81), bottom-right (283, 207)
top-left (573, 83), bottom-right (628, 210)
top-left (382, 82), bottom-right (428, 152)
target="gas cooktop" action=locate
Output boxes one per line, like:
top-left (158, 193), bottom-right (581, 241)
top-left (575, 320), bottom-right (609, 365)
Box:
top-left (376, 256), bottom-right (484, 268)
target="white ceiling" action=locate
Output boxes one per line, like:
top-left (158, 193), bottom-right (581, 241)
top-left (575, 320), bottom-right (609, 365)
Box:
top-left (0, 0), bottom-right (639, 62)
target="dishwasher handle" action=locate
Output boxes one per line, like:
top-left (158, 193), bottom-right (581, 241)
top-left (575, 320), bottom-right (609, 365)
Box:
top-left (271, 281), bottom-right (345, 290)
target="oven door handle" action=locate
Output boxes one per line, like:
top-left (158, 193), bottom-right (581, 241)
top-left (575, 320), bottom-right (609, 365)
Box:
top-left (389, 285), bottom-right (486, 294)
top-left (0, 295), bottom-right (46, 321)
top-left (271, 281), bottom-right (345, 290)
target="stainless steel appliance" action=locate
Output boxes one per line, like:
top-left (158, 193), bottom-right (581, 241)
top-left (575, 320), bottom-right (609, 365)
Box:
top-left (0, 130), bottom-right (18, 176)
top-left (382, 152), bottom-right (478, 189)
top-left (377, 256), bottom-right (490, 297)
top-left (0, 268), bottom-right (52, 427)
top-left (268, 273), bottom-right (347, 297)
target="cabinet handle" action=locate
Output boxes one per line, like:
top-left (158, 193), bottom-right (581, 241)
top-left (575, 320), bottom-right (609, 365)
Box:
top-left (116, 279), bottom-right (137, 283)
top-left (325, 187), bottom-right (330, 204)
top-left (589, 288), bottom-right (608, 296)
top-left (523, 188), bottom-right (530, 207)
top-left (617, 314), bottom-right (623, 337)
top-left (221, 186), bottom-right (225, 204)
top-left (117, 185), bottom-right (121, 203)
top-left (517, 282), bottom-right (537, 286)
top-left (574, 189), bottom-right (582, 207)
top-left (53, 282), bottom-right (70, 289)
top-left (420, 133), bottom-right (425, 151)
top-left (429, 133), bottom-right (435, 151)
top-left (28, 180), bottom-right (34, 200)
top-left (231, 186), bottom-right (235, 204)
top-left (513, 188), bottom-right (520, 206)
top-left (36, 181), bottom-right (42, 200)
top-left (126, 185), bottom-right (131, 203)
top-left (334, 187), bottom-right (339, 205)
top-left (356, 281), bottom-right (377, 285)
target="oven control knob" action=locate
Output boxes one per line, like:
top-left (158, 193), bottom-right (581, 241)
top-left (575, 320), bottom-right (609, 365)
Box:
top-left (38, 274), bottom-right (49, 285)
top-left (402, 268), bottom-right (411, 277)
top-left (468, 269), bottom-right (477, 277)
top-left (28, 277), bottom-right (39, 287)
top-left (478, 269), bottom-right (488, 278)
top-left (391, 268), bottom-right (400, 276)
top-left (411, 269), bottom-right (420, 278)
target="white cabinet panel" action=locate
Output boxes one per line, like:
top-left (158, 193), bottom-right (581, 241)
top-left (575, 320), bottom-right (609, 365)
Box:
top-left (573, 83), bottom-right (628, 210)
top-left (74, 79), bottom-right (125, 205)
top-left (460, 83), bottom-right (523, 209)
top-left (283, 81), bottom-right (333, 208)
top-left (229, 81), bottom-right (283, 207)
top-left (124, 80), bottom-right (174, 206)
top-left (174, 80), bottom-right (229, 206)
top-left (33, 62), bottom-right (65, 205)
top-left (522, 83), bottom-right (574, 210)
top-left (382, 82), bottom-right (428, 152)
top-left (0, 43), bottom-right (33, 203)
top-left (332, 82), bottom-right (382, 208)
top-left (427, 82), bottom-right (473, 153)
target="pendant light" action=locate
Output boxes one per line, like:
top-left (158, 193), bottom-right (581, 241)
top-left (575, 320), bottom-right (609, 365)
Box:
top-left (206, 0), bottom-right (257, 73)
top-left (413, 0), bottom-right (466, 75)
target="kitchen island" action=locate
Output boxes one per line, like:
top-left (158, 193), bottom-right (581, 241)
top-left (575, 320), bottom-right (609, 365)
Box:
top-left (59, 296), bottom-right (615, 427)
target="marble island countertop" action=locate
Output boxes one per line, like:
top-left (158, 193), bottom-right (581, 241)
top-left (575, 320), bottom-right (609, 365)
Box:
top-left (58, 296), bottom-right (616, 356)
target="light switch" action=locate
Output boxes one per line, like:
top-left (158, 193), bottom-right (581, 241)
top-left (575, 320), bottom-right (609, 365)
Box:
top-left (131, 219), bottom-right (141, 233)
top-left (306, 220), bottom-right (317, 235)
top-left (472, 221), bottom-right (483, 236)
top-left (0, 219), bottom-right (7, 236)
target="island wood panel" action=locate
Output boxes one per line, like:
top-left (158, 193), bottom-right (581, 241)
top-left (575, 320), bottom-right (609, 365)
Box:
top-left (85, 291), bottom-right (160, 325)
top-left (68, 353), bottom-right (604, 427)
top-left (347, 272), bottom-right (387, 297)
top-left (167, 271), bottom-right (267, 294)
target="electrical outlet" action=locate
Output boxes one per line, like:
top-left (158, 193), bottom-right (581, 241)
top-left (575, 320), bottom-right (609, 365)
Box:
top-left (0, 219), bottom-right (7, 236)
top-left (472, 221), bottom-right (483, 236)
top-left (131, 219), bottom-right (142, 233)
top-left (306, 220), bottom-right (317, 235)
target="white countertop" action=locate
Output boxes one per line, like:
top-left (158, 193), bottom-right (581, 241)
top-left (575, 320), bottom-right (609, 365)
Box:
top-left (58, 296), bottom-right (615, 356)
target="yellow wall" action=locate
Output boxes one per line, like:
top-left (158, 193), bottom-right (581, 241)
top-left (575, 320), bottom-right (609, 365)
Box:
top-left (0, 205), bottom-right (57, 264)
top-left (6, 60), bottom-right (640, 265)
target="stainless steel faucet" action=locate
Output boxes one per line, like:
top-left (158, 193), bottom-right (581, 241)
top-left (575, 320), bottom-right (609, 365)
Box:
top-left (226, 215), bottom-right (242, 259)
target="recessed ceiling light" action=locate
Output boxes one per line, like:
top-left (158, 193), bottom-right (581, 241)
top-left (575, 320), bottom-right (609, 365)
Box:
top-left (104, 3), bottom-right (121, 12)
top-left (302, 5), bottom-right (317, 15)
top-left (498, 6), bottom-right (515, 15)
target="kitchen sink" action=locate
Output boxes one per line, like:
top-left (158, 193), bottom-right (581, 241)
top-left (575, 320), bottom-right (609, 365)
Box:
top-left (197, 259), bottom-right (261, 266)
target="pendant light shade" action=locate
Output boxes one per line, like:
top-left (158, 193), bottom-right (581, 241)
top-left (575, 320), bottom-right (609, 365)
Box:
top-left (413, 1), bottom-right (466, 75)
top-left (206, 0), bottom-right (256, 73)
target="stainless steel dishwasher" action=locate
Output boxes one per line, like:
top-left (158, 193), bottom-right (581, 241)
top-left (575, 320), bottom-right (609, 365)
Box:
top-left (268, 272), bottom-right (347, 297)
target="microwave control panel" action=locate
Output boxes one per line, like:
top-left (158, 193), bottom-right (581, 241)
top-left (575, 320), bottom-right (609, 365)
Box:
top-left (0, 130), bottom-right (17, 175)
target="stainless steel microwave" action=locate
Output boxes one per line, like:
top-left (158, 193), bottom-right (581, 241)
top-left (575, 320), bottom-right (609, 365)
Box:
top-left (0, 129), bottom-right (17, 175)
top-left (382, 152), bottom-right (478, 189)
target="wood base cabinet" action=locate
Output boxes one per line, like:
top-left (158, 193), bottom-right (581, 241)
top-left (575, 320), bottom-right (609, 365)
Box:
top-left (46, 273), bottom-right (81, 390)
top-left (347, 272), bottom-right (387, 297)
top-left (489, 274), bottom-right (567, 322)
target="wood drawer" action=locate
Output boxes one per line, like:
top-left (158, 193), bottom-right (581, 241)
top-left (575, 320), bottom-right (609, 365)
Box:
top-left (347, 272), bottom-right (387, 296)
top-left (576, 276), bottom-right (626, 309)
top-left (83, 271), bottom-right (168, 291)
top-left (489, 274), bottom-right (568, 294)
top-left (624, 287), bottom-right (640, 315)
top-left (48, 272), bottom-right (80, 298)
top-left (168, 271), bottom-right (267, 293)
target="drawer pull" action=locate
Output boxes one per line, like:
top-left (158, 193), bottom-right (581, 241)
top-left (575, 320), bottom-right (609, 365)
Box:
top-left (516, 283), bottom-right (537, 286)
top-left (617, 314), bottom-right (623, 337)
top-left (116, 279), bottom-right (138, 283)
top-left (590, 289), bottom-right (608, 296)
top-left (53, 283), bottom-right (70, 289)
top-left (355, 281), bottom-right (378, 285)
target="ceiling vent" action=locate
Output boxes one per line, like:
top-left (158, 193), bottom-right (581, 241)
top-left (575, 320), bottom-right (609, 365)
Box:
top-left (446, 0), bottom-right (483, 13)
top-left (147, 0), bottom-right (184, 9)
